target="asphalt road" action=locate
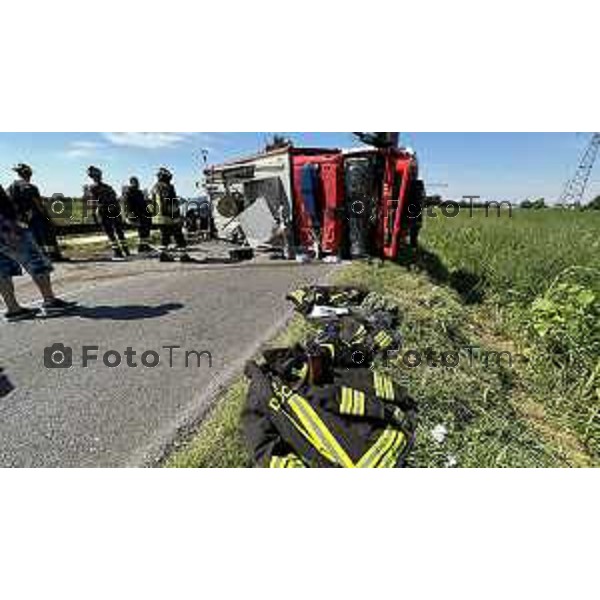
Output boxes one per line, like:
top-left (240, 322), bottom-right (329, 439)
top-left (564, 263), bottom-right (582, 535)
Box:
top-left (0, 256), bottom-right (331, 467)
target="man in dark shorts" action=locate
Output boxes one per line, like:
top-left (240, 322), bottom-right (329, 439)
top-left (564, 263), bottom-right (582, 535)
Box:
top-left (84, 166), bottom-right (130, 260)
top-left (0, 184), bottom-right (76, 322)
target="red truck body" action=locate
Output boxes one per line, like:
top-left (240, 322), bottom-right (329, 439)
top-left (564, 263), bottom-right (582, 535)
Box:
top-left (204, 143), bottom-right (420, 260)
top-left (342, 146), bottom-right (419, 258)
top-left (291, 151), bottom-right (344, 255)
top-left (379, 147), bottom-right (419, 258)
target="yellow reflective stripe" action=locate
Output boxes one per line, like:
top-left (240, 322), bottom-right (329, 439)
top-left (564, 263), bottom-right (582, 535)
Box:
top-left (285, 455), bottom-right (306, 468)
top-left (353, 389), bottom-right (365, 415)
top-left (374, 371), bottom-right (387, 399)
top-left (353, 325), bottom-right (367, 343)
top-left (375, 331), bottom-right (393, 349)
top-left (288, 394), bottom-right (355, 468)
top-left (279, 407), bottom-right (338, 464)
top-left (293, 363), bottom-right (309, 381)
top-left (385, 376), bottom-right (395, 401)
top-left (269, 454), bottom-right (306, 468)
top-left (289, 289), bottom-right (306, 303)
top-left (380, 336), bottom-right (392, 349)
top-left (373, 371), bottom-right (395, 401)
top-left (378, 431), bottom-right (406, 468)
top-left (320, 343), bottom-right (335, 358)
top-left (357, 429), bottom-right (397, 468)
top-left (357, 427), bottom-right (405, 468)
top-left (340, 387), bottom-right (365, 416)
top-left (345, 387), bottom-right (354, 413)
top-left (340, 387), bottom-right (352, 414)
top-left (374, 371), bottom-right (383, 398)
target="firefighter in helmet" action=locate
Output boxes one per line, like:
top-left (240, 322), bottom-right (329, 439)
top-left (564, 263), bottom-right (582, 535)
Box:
top-left (123, 176), bottom-right (152, 253)
top-left (8, 163), bottom-right (65, 261)
top-left (84, 166), bottom-right (130, 260)
top-left (150, 167), bottom-right (192, 262)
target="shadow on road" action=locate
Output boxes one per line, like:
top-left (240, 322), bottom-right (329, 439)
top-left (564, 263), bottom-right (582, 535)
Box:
top-left (64, 255), bottom-right (247, 266)
top-left (78, 302), bottom-right (185, 321)
top-left (42, 302), bottom-right (185, 321)
top-left (0, 367), bottom-right (15, 398)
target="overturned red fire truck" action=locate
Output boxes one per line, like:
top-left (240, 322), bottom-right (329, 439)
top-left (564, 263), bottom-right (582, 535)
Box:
top-left (202, 133), bottom-right (425, 260)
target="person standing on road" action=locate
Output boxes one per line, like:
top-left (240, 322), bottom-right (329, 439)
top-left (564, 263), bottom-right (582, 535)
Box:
top-left (150, 167), bottom-right (191, 262)
top-left (0, 183), bottom-right (77, 322)
top-left (84, 166), bottom-right (130, 260)
top-left (7, 164), bottom-right (66, 262)
top-left (123, 176), bottom-right (152, 253)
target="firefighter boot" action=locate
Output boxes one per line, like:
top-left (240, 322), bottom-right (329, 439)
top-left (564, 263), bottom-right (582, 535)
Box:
top-left (112, 244), bottom-right (125, 261)
top-left (178, 250), bottom-right (194, 263)
top-left (159, 250), bottom-right (175, 262)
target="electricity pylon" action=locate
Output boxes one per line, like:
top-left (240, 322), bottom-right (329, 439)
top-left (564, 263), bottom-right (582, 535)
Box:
top-left (559, 133), bottom-right (600, 206)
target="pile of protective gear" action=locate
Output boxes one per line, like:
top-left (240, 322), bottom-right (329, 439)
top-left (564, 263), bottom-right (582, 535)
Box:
top-left (242, 286), bottom-right (417, 468)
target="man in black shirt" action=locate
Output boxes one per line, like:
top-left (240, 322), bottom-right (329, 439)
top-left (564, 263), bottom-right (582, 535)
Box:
top-left (8, 163), bottom-right (65, 261)
top-left (84, 166), bottom-right (130, 260)
top-left (0, 183), bottom-right (76, 321)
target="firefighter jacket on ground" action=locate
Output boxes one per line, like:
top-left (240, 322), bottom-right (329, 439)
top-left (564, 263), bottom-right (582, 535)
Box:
top-left (6, 179), bottom-right (43, 226)
top-left (286, 285), bottom-right (369, 316)
top-left (85, 181), bottom-right (122, 220)
top-left (150, 181), bottom-right (182, 226)
top-left (315, 313), bottom-right (402, 368)
top-left (242, 351), bottom-right (417, 468)
top-left (287, 286), bottom-right (403, 362)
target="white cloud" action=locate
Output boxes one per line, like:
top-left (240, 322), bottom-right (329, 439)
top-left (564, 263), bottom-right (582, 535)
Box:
top-left (72, 140), bottom-right (104, 150)
top-left (62, 139), bottom-right (106, 159)
top-left (102, 132), bottom-right (196, 149)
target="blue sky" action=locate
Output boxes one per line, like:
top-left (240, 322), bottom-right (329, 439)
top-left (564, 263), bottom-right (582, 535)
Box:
top-left (0, 132), bottom-right (598, 202)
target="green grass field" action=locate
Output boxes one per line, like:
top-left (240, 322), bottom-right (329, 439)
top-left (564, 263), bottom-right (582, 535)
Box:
top-left (421, 207), bottom-right (599, 457)
top-left (165, 208), bottom-right (600, 468)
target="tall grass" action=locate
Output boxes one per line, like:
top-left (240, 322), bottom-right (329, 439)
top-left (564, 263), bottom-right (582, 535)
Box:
top-left (422, 208), bottom-right (600, 303)
top-left (421, 208), bottom-right (600, 455)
